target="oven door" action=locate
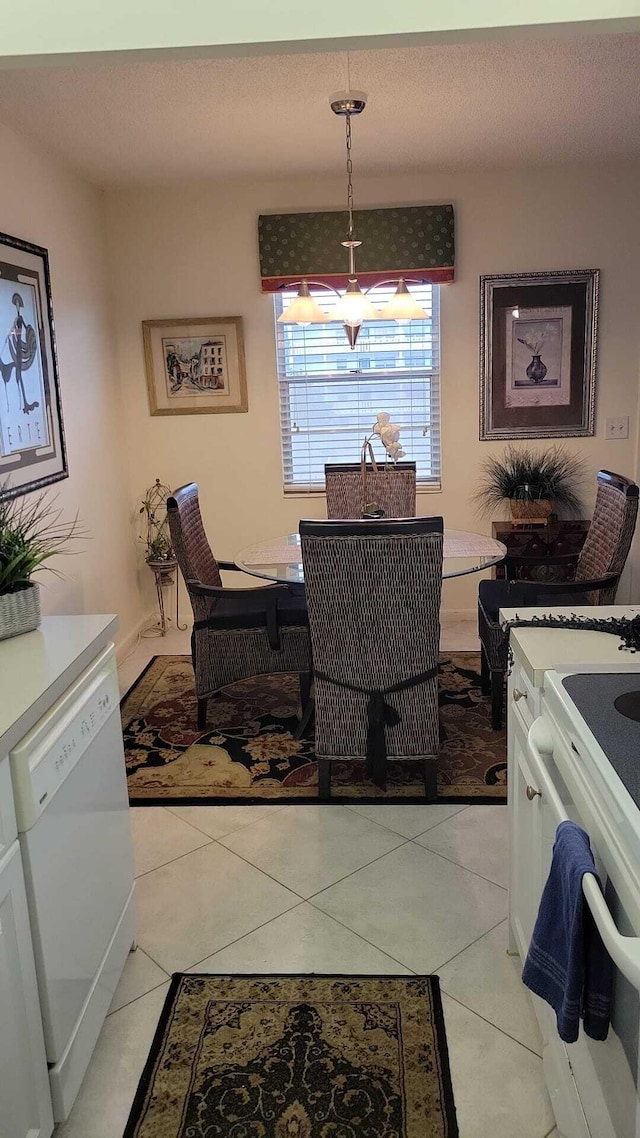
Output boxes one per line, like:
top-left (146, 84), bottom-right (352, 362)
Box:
top-left (527, 716), bottom-right (640, 1138)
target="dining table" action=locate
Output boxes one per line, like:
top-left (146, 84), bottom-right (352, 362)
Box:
top-left (235, 528), bottom-right (506, 584)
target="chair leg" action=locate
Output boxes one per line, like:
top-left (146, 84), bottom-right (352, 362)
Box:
top-left (318, 758), bottom-right (331, 801)
top-left (490, 669), bottom-right (504, 730)
top-left (295, 697), bottom-right (315, 741)
top-left (197, 697), bottom-right (208, 731)
top-left (299, 670), bottom-right (311, 711)
top-left (480, 646), bottom-right (491, 697)
top-left (424, 759), bottom-right (438, 803)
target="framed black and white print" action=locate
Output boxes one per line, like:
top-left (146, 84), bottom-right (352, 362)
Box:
top-left (479, 269), bottom-right (598, 440)
top-left (142, 316), bottom-right (248, 416)
top-left (0, 231), bottom-right (67, 499)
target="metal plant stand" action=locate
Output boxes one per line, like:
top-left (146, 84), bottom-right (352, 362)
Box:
top-left (147, 560), bottom-right (187, 636)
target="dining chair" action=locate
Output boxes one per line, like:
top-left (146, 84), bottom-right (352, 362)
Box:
top-left (300, 516), bottom-right (444, 800)
top-left (478, 469), bottom-right (639, 729)
top-left (324, 461), bottom-right (417, 519)
top-left (167, 483), bottom-right (311, 729)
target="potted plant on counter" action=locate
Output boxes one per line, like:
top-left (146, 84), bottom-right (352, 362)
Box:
top-left (0, 487), bottom-right (83, 640)
top-left (475, 444), bottom-right (586, 524)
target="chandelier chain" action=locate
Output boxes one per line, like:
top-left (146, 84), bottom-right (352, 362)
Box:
top-left (345, 112), bottom-right (354, 240)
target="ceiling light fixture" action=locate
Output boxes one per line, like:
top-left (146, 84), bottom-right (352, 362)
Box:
top-left (278, 91), bottom-right (430, 348)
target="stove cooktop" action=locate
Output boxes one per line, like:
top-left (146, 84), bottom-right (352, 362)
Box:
top-left (562, 673), bottom-right (640, 807)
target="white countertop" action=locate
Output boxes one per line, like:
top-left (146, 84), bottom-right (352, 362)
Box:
top-left (0, 615), bottom-right (118, 756)
top-left (503, 605), bottom-right (640, 683)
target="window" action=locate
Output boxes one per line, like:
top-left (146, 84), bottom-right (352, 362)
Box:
top-left (274, 284), bottom-right (441, 491)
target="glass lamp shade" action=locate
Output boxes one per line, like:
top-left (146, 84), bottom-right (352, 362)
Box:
top-left (335, 279), bottom-right (379, 327)
top-left (277, 281), bottom-right (331, 325)
top-left (382, 279), bottom-right (431, 322)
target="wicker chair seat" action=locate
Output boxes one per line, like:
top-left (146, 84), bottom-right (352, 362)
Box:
top-left (204, 588), bottom-right (307, 630)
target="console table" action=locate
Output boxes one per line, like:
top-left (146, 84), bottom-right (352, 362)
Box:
top-left (491, 519), bottom-right (589, 581)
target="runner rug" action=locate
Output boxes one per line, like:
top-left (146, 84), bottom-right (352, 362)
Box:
top-left (122, 653), bottom-right (506, 805)
top-left (123, 974), bottom-right (458, 1138)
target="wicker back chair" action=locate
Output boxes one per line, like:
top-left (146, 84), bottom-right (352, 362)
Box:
top-left (167, 483), bottom-right (311, 729)
top-left (478, 469), bottom-right (639, 729)
top-left (300, 516), bottom-right (444, 800)
top-left (325, 462), bottom-right (417, 519)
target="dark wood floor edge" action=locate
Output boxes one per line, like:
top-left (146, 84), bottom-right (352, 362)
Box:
top-left (428, 975), bottom-right (460, 1138)
top-left (119, 654), bottom-right (161, 707)
top-left (122, 973), bottom-right (183, 1137)
top-left (128, 792), bottom-right (506, 807)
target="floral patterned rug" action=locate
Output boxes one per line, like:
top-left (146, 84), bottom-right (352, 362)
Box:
top-left (122, 653), bottom-right (506, 804)
top-left (123, 975), bottom-right (458, 1138)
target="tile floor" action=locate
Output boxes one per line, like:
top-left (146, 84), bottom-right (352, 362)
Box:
top-left (55, 618), bottom-right (558, 1138)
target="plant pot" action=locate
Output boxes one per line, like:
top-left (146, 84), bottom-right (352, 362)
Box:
top-left (509, 497), bottom-right (553, 524)
top-left (147, 559), bottom-right (177, 586)
top-left (0, 582), bottom-right (41, 640)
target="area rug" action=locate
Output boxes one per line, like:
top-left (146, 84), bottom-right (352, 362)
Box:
top-left (123, 974), bottom-right (458, 1138)
top-left (122, 653), bottom-right (506, 805)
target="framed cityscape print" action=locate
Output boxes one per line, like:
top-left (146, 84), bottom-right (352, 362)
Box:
top-left (0, 231), bottom-right (67, 500)
top-left (142, 316), bottom-right (248, 416)
top-left (479, 269), bottom-right (598, 440)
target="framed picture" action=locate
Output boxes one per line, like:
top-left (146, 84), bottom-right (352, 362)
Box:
top-left (142, 316), bottom-right (248, 416)
top-left (0, 231), bottom-right (67, 500)
top-left (479, 269), bottom-right (598, 440)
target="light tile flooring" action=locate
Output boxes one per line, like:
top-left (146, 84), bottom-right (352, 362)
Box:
top-left (55, 618), bottom-right (558, 1137)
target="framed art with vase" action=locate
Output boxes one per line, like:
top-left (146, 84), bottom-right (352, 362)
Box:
top-left (142, 316), bottom-right (248, 416)
top-left (479, 269), bottom-right (598, 440)
top-left (0, 231), bottom-right (68, 500)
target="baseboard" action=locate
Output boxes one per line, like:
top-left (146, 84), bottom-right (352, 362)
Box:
top-left (441, 609), bottom-right (476, 621)
top-left (114, 610), bottom-right (156, 663)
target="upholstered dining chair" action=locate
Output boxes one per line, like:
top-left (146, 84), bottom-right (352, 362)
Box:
top-left (478, 469), bottom-right (639, 729)
top-left (167, 483), bottom-right (311, 729)
top-left (324, 462), bottom-right (417, 519)
top-left (300, 516), bottom-right (444, 801)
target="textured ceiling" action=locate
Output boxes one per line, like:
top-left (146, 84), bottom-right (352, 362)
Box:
top-left (0, 34), bottom-right (639, 186)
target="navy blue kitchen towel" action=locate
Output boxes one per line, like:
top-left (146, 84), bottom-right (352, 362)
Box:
top-left (522, 820), bottom-right (613, 1043)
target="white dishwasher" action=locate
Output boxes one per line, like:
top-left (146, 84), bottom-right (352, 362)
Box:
top-left (9, 642), bottom-right (136, 1122)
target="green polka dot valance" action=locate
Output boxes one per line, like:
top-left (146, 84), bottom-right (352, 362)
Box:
top-left (258, 205), bottom-right (455, 292)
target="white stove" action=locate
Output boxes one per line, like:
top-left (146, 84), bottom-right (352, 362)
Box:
top-left (525, 667), bottom-right (640, 1138)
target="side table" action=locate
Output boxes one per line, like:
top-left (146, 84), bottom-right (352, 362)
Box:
top-left (491, 519), bottom-right (589, 581)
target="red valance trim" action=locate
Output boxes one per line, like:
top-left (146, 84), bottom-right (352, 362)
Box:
top-left (261, 267), bottom-right (455, 293)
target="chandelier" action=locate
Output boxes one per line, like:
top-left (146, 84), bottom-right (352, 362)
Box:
top-left (277, 92), bottom-right (430, 348)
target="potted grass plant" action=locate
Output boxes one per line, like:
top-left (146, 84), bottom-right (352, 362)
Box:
top-left (475, 445), bottom-right (586, 523)
top-left (0, 487), bottom-right (84, 640)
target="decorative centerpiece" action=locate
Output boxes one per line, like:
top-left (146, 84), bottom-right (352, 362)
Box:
top-left (0, 486), bottom-right (83, 640)
top-left (360, 412), bottom-right (407, 517)
top-left (475, 445), bottom-right (585, 525)
top-left (139, 479), bottom-right (176, 584)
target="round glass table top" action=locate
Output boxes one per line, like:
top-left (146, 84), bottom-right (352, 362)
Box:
top-left (235, 528), bottom-right (506, 584)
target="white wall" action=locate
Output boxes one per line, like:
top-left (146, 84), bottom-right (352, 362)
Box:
top-left (0, 122), bottom-right (141, 645)
top-left (105, 162), bottom-right (640, 613)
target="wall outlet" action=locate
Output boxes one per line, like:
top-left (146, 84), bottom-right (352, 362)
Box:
top-left (605, 416), bottom-right (629, 439)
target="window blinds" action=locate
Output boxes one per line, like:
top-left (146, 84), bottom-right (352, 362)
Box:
top-left (274, 285), bottom-right (441, 492)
